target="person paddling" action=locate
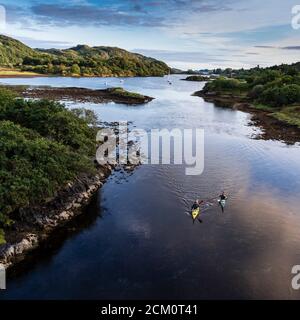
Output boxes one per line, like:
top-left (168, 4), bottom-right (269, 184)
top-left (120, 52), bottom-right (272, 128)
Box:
top-left (191, 199), bottom-right (204, 223)
top-left (191, 199), bottom-right (203, 210)
top-left (218, 191), bottom-right (227, 212)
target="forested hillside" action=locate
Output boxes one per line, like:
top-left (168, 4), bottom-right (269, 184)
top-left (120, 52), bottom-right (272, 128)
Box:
top-left (0, 35), bottom-right (169, 77)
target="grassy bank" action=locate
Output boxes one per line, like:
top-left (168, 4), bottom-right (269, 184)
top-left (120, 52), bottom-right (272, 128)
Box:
top-left (270, 106), bottom-right (300, 128)
top-left (197, 73), bottom-right (300, 130)
top-left (0, 88), bottom-right (98, 243)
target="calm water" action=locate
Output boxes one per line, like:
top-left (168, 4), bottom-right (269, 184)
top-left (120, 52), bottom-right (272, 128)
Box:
top-left (1, 75), bottom-right (300, 299)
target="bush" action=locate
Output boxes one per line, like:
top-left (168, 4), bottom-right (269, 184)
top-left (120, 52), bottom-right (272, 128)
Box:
top-left (0, 89), bottom-right (97, 227)
top-left (0, 120), bottom-right (95, 221)
top-left (259, 84), bottom-right (300, 107)
top-left (203, 77), bottom-right (248, 93)
top-left (249, 85), bottom-right (265, 99)
top-left (0, 87), bottom-right (16, 105)
top-left (71, 64), bottom-right (81, 75)
top-left (71, 108), bottom-right (99, 127)
top-left (0, 92), bottom-right (96, 155)
top-left (251, 70), bottom-right (281, 86)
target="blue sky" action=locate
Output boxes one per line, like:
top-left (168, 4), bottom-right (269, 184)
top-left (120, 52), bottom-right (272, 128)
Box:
top-left (1, 0), bottom-right (300, 69)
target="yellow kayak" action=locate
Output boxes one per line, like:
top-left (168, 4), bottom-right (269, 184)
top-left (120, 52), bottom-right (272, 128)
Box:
top-left (191, 207), bottom-right (200, 220)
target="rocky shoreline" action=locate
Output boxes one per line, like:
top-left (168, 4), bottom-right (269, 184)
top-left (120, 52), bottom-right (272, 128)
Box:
top-left (194, 90), bottom-right (300, 144)
top-left (0, 82), bottom-right (147, 270)
top-left (0, 164), bottom-right (116, 269)
top-left (193, 90), bottom-right (247, 106)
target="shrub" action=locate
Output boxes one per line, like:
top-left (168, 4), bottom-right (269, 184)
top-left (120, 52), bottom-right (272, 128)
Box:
top-left (203, 77), bottom-right (248, 93)
top-left (249, 84), bottom-right (265, 99)
top-left (252, 70), bottom-right (281, 86)
top-left (0, 120), bottom-right (95, 221)
top-left (0, 89), bottom-right (97, 227)
top-left (70, 64), bottom-right (81, 75)
top-left (0, 95), bottom-right (96, 155)
top-left (259, 84), bottom-right (300, 107)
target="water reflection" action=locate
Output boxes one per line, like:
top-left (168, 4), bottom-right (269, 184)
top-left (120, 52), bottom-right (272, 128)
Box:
top-left (0, 75), bottom-right (300, 299)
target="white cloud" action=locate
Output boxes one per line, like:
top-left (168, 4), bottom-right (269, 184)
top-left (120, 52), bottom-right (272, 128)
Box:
top-left (167, 0), bottom-right (297, 35)
top-left (2, 0), bottom-right (300, 69)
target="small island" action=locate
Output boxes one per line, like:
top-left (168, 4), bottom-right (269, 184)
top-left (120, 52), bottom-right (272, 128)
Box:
top-left (1, 85), bottom-right (154, 105)
top-left (181, 75), bottom-right (207, 82)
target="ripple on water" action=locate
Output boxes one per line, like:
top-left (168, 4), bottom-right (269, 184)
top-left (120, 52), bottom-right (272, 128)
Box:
top-left (1, 75), bottom-right (300, 300)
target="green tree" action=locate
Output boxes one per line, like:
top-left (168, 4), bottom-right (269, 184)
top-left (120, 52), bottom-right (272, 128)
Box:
top-left (0, 120), bottom-right (95, 220)
top-left (71, 64), bottom-right (81, 75)
top-left (0, 89), bottom-right (98, 232)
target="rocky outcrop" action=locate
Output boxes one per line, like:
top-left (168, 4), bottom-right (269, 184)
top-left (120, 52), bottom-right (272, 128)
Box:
top-left (0, 234), bottom-right (39, 268)
top-left (0, 165), bottom-right (114, 269)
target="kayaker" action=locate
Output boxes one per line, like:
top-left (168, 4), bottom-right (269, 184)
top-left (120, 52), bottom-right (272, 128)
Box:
top-left (219, 192), bottom-right (227, 212)
top-left (219, 191), bottom-right (227, 201)
top-left (191, 199), bottom-right (203, 210)
top-left (191, 199), bottom-right (204, 224)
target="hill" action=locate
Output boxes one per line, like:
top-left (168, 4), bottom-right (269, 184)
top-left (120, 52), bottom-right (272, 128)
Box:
top-left (0, 35), bottom-right (42, 66)
top-left (0, 34), bottom-right (170, 77)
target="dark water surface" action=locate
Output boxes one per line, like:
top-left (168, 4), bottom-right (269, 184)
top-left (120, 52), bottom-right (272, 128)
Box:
top-left (1, 75), bottom-right (300, 299)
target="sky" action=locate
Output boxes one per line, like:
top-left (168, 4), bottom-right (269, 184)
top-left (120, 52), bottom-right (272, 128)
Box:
top-left (0, 0), bottom-right (300, 69)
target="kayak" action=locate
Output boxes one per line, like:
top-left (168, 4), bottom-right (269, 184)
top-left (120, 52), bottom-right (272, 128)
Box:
top-left (191, 207), bottom-right (200, 220)
top-left (218, 199), bottom-right (226, 208)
